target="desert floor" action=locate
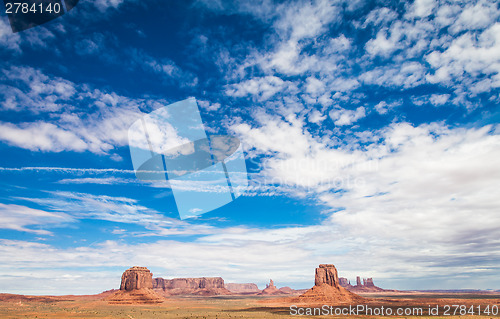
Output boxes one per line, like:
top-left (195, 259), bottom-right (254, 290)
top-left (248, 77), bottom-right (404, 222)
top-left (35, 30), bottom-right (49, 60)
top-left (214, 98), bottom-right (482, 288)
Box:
top-left (0, 292), bottom-right (499, 318)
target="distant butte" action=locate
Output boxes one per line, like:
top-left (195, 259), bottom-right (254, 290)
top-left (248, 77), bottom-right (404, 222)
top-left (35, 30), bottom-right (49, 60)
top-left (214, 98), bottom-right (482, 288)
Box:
top-left (225, 283), bottom-right (260, 294)
top-left (106, 267), bottom-right (164, 304)
top-left (153, 276), bottom-right (231, 296)
top-left (294, 264), bottom-right (364, 304)
top-left (339, 275), bottom-right (390, 292)
top-left (258, 279), bottom-right (285, 295)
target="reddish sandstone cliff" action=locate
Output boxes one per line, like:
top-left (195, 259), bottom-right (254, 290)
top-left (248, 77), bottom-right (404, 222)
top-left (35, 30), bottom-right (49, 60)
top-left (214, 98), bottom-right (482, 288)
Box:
top-left (106, 267), bottom-right (164, 304)
top-left (225, 283), bottom-right (260, 294)
top-left (296, 264), bottom-right (364, 304)
top-left (153, 277), bottom-right (231, 296)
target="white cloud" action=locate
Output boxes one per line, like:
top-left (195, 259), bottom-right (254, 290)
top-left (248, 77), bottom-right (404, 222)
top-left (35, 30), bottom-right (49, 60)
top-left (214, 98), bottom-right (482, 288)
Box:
top-left (210, 0), bottom-right (500, 115)
top-left (17, 191), bottom-right (220, 237)
top-left (272, 0), bottom-right (339, 41)
top-left (429, 94), bottom-right (451, 106)
top-left (426, 23), bottom-right (500, 91)
top-left (198, 99), bottom-right (221, 111)
top-left (91, 0), bottom-right (135, 11)
top-left (409, 0), bottom-right (436, 18)
top-left (0, 122), bottom-right (88, 152)
top-left (57, 177), bottom-right (133, 185)
top-left (0, 203), bottom-right (73, 235)
top-left (450, 0), bottom-right (500, 33)
top-left (374, 100), bottom-right (402, 114)
top-left (0, 19), bottom-right (21, 52)
top-left (230, 0), bottom-right (345, 77)
top-left (75, 36), bottom-right (104, 56)
top-left (361, 7), bottom-right (398, 28)
top-left (226, 115), bottom-right (500, 287)
top-left (128, 48), bottom-right (197, 86)
top-left (329, 106), bottom-right (366, 126)
top-left (360, 62), bottom-right (427, 88)
top-left (0, 166), bottom-right (135, 174)
top-left (225, 76), bottom-right (291, 101)
top-left (22, 192), bottom-right (171, 226)
top-left (1, 66), bottom-right (76, 112)
top-left (308, 109), bottom-right (327, 124)
top-left (0, 18), bottom-right (57, 52)
top-left (0, 67), bottom-right (175, 154)
top-left (231, 114), bottom-right (313, 159)
top-left (305, 77), bottom-right (325, 96)
top-left (365, 27), bottom-right (401, 58)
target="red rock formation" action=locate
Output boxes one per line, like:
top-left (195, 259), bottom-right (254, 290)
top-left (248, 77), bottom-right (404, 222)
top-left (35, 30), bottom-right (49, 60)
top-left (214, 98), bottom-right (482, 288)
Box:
top-left (268, 279), bottom-right (275, 288)
top-left (153, 277), bottom-right (231, 296)
top-left (259, 279), bottom-right (285, 295)
top-left (297, 264), bottom-right (363, 304)
top-left (106, 267), bottom-right (164, 304)
top-left (339, 277), bottom-right (350, 287)
top-left (278, 286), bottom-right (295, 294)
top-left (365, 278), bottom-right (375, 287)
top-left (225, 283), bottom-right (260, 294)
top-left (120, 266), bottom-right (153, 290)
top-left (339, 276), bottom-right (387, 292)
top-left (315, 264), bottom-right (339, 287)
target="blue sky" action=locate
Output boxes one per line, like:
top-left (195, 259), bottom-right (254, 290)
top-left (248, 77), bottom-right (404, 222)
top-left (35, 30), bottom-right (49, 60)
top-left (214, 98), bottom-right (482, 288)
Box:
top-left (0, 0), bottom-right (499, 295)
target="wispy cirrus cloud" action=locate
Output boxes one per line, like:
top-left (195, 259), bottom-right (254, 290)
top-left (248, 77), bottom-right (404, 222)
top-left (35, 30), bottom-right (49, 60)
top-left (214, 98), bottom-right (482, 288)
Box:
top-left (14, 191), bottom-right (220, 237)
top-left (0, 166), bottom-right (135, 174)
top-left (57, 177), bottom-right (133, 185)
top-left (0, 203), bottom-right (74, 235)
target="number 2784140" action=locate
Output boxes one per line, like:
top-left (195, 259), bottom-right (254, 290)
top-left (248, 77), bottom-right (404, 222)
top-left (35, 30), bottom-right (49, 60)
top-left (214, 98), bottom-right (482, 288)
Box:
top-left (5, 2), bottom-right (62, 14)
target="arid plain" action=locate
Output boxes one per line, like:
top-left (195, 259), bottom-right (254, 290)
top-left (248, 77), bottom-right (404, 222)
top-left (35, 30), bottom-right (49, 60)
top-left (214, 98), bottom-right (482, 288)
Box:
top-left (1, 264), bottom-right (499, 318)
top-left (1, 291), bottom-right (500, 318)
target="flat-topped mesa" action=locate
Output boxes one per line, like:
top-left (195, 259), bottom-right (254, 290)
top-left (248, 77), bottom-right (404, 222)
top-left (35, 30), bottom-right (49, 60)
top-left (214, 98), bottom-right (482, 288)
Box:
top-left (120, 266), bottom-right (153, 291)
top-left (315, 264), bottom-right (340, 288)
top-left (153, 277), bottom-right (224, 289)
top-left (225, 283), bottom-right (260, 294)
top-left (153, 277), bottom-right (231, 296)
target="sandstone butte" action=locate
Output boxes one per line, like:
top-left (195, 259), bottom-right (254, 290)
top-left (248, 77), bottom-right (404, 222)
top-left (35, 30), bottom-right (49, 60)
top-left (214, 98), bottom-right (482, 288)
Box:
top-left (106, 266), bottom-right (164, 304)
top-left (153, 277), bottom-right (231, 296)
top-left (258, 279), bottom-right (286, 295)
top-left (339, 276), bottom-right (388, 292)
top-left (224, 283), bottom-right (261, 294)
top-left (294, 264), bottom-right (364, 304)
